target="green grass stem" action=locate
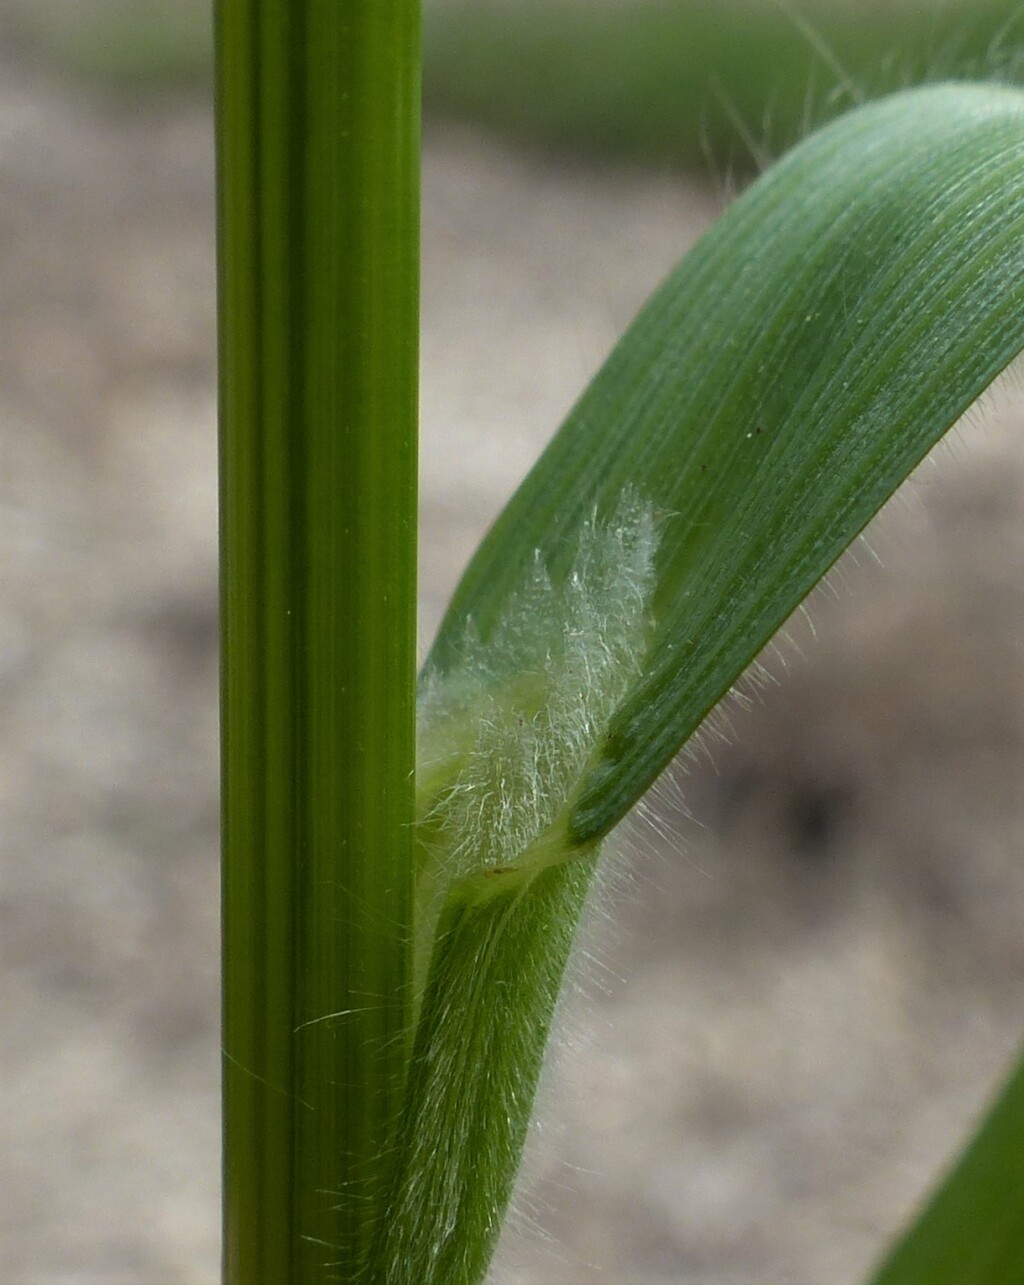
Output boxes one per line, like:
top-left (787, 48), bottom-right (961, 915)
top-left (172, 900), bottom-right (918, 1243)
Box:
top-left (216, 1), bottom-right (420, 1278)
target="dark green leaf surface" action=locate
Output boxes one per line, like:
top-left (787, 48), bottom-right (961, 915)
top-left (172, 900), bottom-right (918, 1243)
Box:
top-left (870, 1046), bottom-right (1024, 1285)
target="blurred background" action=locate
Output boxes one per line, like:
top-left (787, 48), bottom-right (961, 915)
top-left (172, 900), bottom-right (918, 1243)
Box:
top-left (2, 1), bottom-right (1024, 1281)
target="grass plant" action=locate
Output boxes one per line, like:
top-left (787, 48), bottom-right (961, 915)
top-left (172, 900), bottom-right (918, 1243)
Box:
top-left (216, 3), bottom-right (1024, 1281)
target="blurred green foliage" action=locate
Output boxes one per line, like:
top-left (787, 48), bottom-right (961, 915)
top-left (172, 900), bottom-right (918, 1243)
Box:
top-left (15, 0), bottom-right (1024, 168)
top-left (6, 0), bottom-right (212, 92)
top-left (424, 0), bottom-right (1024, 165)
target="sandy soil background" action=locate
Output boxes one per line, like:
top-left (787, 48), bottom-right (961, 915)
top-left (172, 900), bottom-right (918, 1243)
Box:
top-left (1, 11), bottom-right (1024, 1284)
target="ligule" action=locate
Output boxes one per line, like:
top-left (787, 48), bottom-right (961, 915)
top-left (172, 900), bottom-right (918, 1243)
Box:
top-left (412, 493), bottom-right (659, 993)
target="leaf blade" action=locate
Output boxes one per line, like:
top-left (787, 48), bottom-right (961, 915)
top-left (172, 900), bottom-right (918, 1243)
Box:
top-left (428, 83), bottom-right (1024, 845)
top-left (869, 1047), bottom-right (1024, 1285)
top-left (400, 84), bottom-right (1024, 1284)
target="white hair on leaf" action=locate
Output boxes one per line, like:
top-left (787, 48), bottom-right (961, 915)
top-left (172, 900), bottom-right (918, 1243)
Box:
top-left (416, 491), bottom-right (660, 916)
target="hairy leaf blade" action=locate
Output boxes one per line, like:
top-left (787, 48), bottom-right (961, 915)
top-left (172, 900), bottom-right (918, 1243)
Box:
top-left (428, 83), bottom-right (1024, 846)
top-left (395, 84), bottom-right (1024, 1285)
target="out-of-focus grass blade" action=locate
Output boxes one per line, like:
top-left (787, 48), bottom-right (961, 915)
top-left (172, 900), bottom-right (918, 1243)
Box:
top-left (14, 1), bottom-right (213, 91)
top-left (429, 82), bottom-right (1024, 847)
top-left (870, 1046), bottom-right (1024, 1284)
top-left (424, 0), bottom-right (1024, 165)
